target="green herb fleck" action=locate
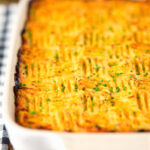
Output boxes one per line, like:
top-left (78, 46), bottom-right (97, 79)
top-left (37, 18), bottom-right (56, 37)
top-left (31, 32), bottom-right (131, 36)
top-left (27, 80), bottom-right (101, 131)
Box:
top-left (55, 99), bottom-right (61, 102)
top-left (112, 63), bottom-right (117, 66)
top-left (109, 26), bottom-right (113, 31)
top-left (133, 111), bottom-right (136, 115)
top-left (116, 86), bottom-right (120, 92)
top-left (128, 92), bottom-right (131, 95)
top-left (30, 111), bottom-right (37, 115)
top-left (143, 72), bottom-right (148, 76)
top-left (37, 80), bottom-right (40, 83)
top-left (116, 55), bottom-right (119, 58)
top-left (20, 83), bottom-right (26, 87)
top-left (123, 87), bottom-right (127, 91)
top-left (102, 36), bottom-right (105, 42)
top-left (45, 89), bottom-right (50, 92)
top-left (46, 98), bottom-right (50, 101)
top-left (74, 51), bottom-right (78, 55)
top-left (93, 87), bottom-right (100, 91)
top-left (110, 86), bottom-right (113, 92)
top-left (110, 100), bottom-right (115, 106)
top-left (94, 64), bottom-right (99, 71)
top-left (75, 84), bottom-right (78, 91)
top-left (61, 84), bottom-right (65, 92)
top-left (112, 75), bottom-right (116, 81)
top-left (40, 106), bottom-right (43, 110)
top-left (120, 108), bottom-right (123, 111)
top-left (146, 49), bottom-right (150, 53)
top-left (56, 54), bottom-right (59, 60)
top-left (97, 82), bottom-right (101, 85)
top-left (24, 65), bottom-right (28, 69)
top-left (115, 72), bottom-right (123, 76)
top-left (90, 101), bottom-right (94, 106)
top-left (103, 84), bottom-right (107, 87)
top-left (126, 45), bottom-right (129, 49)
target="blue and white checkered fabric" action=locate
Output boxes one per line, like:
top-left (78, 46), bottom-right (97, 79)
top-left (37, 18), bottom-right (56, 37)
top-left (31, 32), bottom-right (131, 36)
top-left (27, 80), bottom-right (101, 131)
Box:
top-left (0, 4), bottom-right (17, 150)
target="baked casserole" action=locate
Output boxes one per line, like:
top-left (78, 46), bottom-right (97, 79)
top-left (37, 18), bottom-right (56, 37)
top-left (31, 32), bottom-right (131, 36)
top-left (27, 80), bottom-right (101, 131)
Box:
top-left (15, 0), bottom-right (150, 132)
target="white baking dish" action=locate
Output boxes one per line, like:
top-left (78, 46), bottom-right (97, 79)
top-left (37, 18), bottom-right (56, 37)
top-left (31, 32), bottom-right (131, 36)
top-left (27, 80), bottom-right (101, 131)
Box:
top-left (3, 0), bottom-right (150, 150)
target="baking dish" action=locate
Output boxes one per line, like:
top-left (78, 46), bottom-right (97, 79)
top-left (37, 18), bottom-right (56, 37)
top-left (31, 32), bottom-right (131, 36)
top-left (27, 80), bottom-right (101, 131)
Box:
top-left (3, 0), bottom-right (150, 150)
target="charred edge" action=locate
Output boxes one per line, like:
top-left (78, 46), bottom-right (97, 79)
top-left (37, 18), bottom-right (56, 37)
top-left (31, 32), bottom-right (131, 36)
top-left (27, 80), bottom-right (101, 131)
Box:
top-left (37, 126), bottom-right (47, 129)
top-left (95, 125), bottom-right (101, 130)
top-left (15, 48), bottom-right (23, 88)
top-left (21, 28), bottom-right (25, 36)
top-left (21, 0), bottom-right (36, 43)
top-left (14, 48), bottom-right (24, 106)
top-left (65, 129), bottom-right (72, 132)
top-left (137, 129), bottom-right (149, 132)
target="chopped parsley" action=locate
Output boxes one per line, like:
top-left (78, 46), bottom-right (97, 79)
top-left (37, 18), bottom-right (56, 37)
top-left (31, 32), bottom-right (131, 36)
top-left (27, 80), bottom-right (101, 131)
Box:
top-left (94, 64), bottom-right (99, 71)
top-left (20, 83), bottom-right (26, 87)
top-left (103, 84), bottom-right (107, 87)
top-left (46, 98), bottom-right (50, 101)
top-left (128, 92), bottom-right (131, 95)
top-left (116, 55), bottom-right (119, 58)
top-left (55, 99), bottom-right (61, 102)
top-left (123, 87), bottom-right (127, 91)
top-left (30, 111), bottom-right (37, 115)
top-left (133, 111), bottom-right (136, 115)
top-left (56, 53), bottom-right (59, 60)
top-left (143, 72), bottom-right (148, 76)
top-left (109, 26), bottom-right (113, 31)
top-left (146, 49), bottom-right (150, 53)
top-left (115, 72), bottom-right (123, 76)
top-left (45, 89), bottom-right (50, 92)
top-left (24, 65), bottom-right (28, 69)
top-left (93, 87), bottom-right (100, 91)
top-left (37, 80), bottom-right (40, 83)
top-left (126, 45), bottom-right (129, 49)
top-left (40, 106), bottom-right (43, 110)
top-left (90, 101), bottom-right (94, 106)
top-left (61, 84), bottom-right (65, 92)
top-left (112, 63), bottom-right (117, 66)
top-left (75, 84), bottom-right (78, 91)
top-left (97, 82), bottom-right (101, 85)
top-left (110, 86), bottom-right (113, 92)
top-left (120, 108), bottom-right (123, 111)
top-left (112, 75), bottom-right (116, 81)
top-left (116, 86), bottom-right (120, 92)
top-left (74, 51), bottom-right (78, 55)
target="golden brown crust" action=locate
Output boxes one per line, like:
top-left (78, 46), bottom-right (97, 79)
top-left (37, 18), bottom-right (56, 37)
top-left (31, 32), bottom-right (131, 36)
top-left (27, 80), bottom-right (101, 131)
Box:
top-left (15, 0), bottom-right (150, 132)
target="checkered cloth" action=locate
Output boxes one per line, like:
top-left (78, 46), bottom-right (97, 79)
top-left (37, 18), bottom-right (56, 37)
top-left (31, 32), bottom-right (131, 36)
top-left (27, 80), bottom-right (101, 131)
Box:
top-left (0, 4), bottom-right (17, 150)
